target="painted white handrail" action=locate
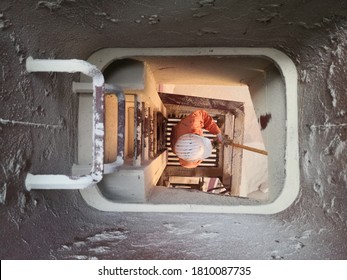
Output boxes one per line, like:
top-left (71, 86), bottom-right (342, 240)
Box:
top-left (25, 57), bottom-right (105, 190)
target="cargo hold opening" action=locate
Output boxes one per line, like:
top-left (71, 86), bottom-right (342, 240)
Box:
top-left (77, 48), bottom-right (299, 214)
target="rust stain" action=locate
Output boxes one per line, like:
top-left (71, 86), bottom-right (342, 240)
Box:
top-left (259, 113), bottom-right (272, 130)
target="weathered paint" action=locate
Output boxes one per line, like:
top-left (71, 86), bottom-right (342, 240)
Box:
top-left (24, 57), bottom-right (105, 189)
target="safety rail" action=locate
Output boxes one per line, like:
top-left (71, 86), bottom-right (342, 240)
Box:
top-left (25, 57), bottom-right (124, 190)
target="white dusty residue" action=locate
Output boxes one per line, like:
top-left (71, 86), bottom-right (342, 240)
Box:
top-left (0, 12), bottom-right (12, 30)
top-left (134, 14), bottom-right (160, 25)
top-left (328, 62), bottom-right (337, 107)
top-left (163, 223), bottom-right (196, 235)
top-left (308, 130), bottom-right (346, 186)
top-left (299, 69), bottom-right (311, 83)
top-left (0, 118), bottom-right (64, 129)
top-left (0, 182), bottom-right (7, 204)
top-left (313, 182), bottom-right (324, 198)
top-left (326, 26), bottom-right (347, 111)
top-left (3, 148), bottom-right (26, 182)
top-left (334, 140), bottom-right (346, 159)
top-left (94, 11), bottom-right (120, 24)
top-left (36, 0), bottom-right (76, 12)
top-left (9, 32), bottom-right (26, 64)
top-left (56, 228), bottom-right (128, 260)
top-left (320, 134), bottom-right (344, 160)
top-left (299, 24), bottom-right (347, 239)
top-left (306, 122), bottom-right (347, 228)
top-left (0, 82), bottom-right (32, 204)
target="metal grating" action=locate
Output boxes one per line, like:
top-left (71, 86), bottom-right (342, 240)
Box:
top-left (166, 116), bottom-right (219, 167)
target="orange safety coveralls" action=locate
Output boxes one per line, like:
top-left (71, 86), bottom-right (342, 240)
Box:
top-left (170, 110), bottom-right (221, 168)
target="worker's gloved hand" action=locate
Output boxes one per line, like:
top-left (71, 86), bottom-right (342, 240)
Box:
top-left (217, 133), bottom-right (224, 143)
top-left (213, 133), bottom-right (228, 148)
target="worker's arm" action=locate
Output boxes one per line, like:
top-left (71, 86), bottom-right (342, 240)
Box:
top-left (199, 110), bottom-right (221, 135)
top-left (199, 110), bottom-right (224, 143)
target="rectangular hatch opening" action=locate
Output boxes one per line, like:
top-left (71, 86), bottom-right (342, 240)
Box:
top-left (77, 48), bottom-right (299, 214)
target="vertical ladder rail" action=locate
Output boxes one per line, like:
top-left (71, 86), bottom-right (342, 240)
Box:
top-left (133, 95), bottom-right (142, 166)
top-left (143, 103), bottom-right (149, 161)
top-left (103, 84), bottom-right (125, 173)
top-left (148, 107), bottom-right (155, 159)
top-left (71, 82), bottom-right (126, 173)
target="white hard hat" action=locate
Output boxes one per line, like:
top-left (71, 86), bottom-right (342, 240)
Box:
top-left (174, 133), bottom-right (212, 162)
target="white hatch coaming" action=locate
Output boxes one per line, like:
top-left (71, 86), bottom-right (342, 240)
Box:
top-left (78, 47), bottom-right (299, 214)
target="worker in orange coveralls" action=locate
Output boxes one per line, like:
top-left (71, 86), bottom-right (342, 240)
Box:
top-left (170, 109), bottom-right (224, 168)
